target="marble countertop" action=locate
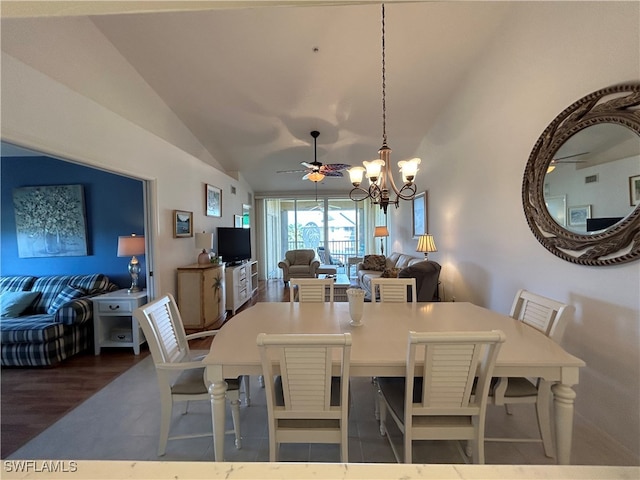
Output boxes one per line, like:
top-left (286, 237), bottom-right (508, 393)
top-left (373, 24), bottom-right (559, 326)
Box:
top-left (2, 461), bottom-right (638, 479)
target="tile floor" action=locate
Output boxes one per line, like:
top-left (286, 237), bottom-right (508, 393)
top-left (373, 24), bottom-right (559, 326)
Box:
top-left (8, 356), bottom-right (638, 465)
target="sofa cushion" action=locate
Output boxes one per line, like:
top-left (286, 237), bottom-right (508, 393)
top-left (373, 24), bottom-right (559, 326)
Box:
top-left (31, 274), bottom-right (110, 314)
top-left (381, 267), bottom-right (401, 278)
top-left (0, 276), bottom-right (37, 293)
top-left (0, 315), bottom-right (65, 343)
top-left (47, 285), bottom-right (87, 315)
top-left (362, 255), bottom-right (386, 271)
top-left (0, 291), bottom-right (41, 318)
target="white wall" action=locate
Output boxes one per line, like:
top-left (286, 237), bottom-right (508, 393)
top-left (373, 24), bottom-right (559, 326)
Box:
top-left (1, 52), bottom-right (255, 298)
top-left (393, 1), bottom-right (639, 459)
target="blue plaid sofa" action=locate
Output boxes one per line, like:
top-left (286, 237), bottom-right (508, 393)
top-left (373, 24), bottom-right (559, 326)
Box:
top-left (0, 274), bottom-right (118, 367)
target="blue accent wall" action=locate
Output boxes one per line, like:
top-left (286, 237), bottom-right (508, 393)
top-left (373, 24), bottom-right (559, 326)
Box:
top-left (1, 156), bottom-right (145, 289)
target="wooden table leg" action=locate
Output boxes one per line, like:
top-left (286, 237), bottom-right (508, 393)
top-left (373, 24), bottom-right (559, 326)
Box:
top-left (208, 379), bottom-right (228, 461)
top-left (552, 383), bottom-right (577, 465)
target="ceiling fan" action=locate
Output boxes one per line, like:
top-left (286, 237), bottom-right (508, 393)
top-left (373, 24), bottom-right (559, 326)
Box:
top-left (547, 152), bottom-right (589, 173)
top-left (277, 131), bottom-right (350, 182)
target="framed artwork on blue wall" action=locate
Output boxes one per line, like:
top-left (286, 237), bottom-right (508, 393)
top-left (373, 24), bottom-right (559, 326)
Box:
top-left (12, 184), bottom-right (88, 258)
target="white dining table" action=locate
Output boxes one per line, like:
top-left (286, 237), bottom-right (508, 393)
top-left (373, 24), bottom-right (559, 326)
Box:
top-left (203, 301), bottom-right (585, 464)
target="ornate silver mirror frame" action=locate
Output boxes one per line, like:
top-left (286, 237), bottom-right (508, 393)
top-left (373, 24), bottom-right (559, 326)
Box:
top-left (522, 83), bottom-right (640, 266)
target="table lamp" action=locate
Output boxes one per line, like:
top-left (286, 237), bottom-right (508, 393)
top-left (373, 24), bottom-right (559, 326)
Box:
top-left (195, 232), bottom-right (214, 264)
top-left (416, 233), bottom-right (437, 259)
top-left (374, 226), bottom-right (389, 255)
top-left (117, 234), bottom-right (145, 293)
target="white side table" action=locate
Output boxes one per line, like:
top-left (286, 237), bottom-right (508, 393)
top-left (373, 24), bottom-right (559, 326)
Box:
top-left (93, 289), bottom-right (148, 355)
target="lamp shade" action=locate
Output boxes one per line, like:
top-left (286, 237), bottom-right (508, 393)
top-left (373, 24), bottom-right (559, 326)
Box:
top-left (416, 234), bottom-right (437, 254)
top-left (374, 226), bottom-right (389, 238)
top-left (195, 232), bottom-right (213, 251)
top-left (117, 235), bottom-right (145, 257)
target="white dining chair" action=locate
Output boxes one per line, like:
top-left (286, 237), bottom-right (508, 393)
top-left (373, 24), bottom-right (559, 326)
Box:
top-left (289, 277), bottom-right (334, 303)
top-left (486, 289), bottom-right (571, 457)
top-left (377, 330), bottom-right (505, 464)
top-left (133, 294), bottom-right (245, 455)
top-left (257, 332), bottom-right (352, 462)
top-left (371, 277), bottom-right (416, 303)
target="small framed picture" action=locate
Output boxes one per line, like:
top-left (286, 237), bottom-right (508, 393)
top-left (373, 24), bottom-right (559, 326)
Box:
top-left (173, 210), bottom-right (193, 237)
top-left (630, 175), bottom-right (640, 206)
top-left (568, 205), bottom-right (591, 226)
top-left (234, 215), bottom-right (243, 228)
top-left (206, 184), bottom-right (222, 217)
top-left (412, 191), bottom-right (427, 238)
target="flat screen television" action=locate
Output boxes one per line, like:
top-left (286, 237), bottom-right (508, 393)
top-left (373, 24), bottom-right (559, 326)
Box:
top-left (586, 217), bottom-right (623, 232)
top-left (217, 227), bottom-right (251, 264)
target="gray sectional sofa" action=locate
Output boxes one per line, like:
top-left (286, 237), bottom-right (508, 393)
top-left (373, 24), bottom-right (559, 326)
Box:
top-left (356, 252), bottom-right (441, 302)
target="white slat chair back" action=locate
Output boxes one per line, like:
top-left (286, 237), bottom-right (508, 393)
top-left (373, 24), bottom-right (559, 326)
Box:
top-left (257, 333), bottom-right (352, 462)
top-left (510, 289), bottom-right (570, 342)
top-left (139, 294), bottom-right (190, 365)
top-left (290, 277), bottom-right (334, 303)
top-left (410, 331), bottom-right (504, 416)
top-left (371, 277), bottom-right (416, 303)
top-left (377, 330), bottom-right (505, 464)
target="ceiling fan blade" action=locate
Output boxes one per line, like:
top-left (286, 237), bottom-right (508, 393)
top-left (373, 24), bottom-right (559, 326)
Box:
top-left (322, 171), bottom-right (344, 178)
top-left (553, 151), bottom-right (589, 161)
top-left (320, 163), bottom-right (351, 173)
top-left (277, 169), bottom-right (308, 174)
top-left (301, 162), bottom-right (315, 169)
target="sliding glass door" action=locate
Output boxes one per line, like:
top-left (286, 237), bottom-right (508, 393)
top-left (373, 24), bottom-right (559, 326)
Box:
top-left (261, 196), bottom-right (368, 279)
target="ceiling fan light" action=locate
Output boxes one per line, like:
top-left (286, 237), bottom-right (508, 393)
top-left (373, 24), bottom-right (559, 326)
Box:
top-left (307, 171), bottom-right (325, 182)
top-left (348, 166), bottom-right (365, 186)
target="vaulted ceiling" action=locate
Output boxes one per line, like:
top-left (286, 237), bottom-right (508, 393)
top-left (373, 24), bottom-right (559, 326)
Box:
top-left (1, 1), bottom-right (513, 195)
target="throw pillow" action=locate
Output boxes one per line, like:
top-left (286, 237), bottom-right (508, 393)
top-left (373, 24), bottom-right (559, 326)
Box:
top-left (362, 254), bottom-right (386, 271)
top-left (47, 285), bottom-right (87, 315)
top-left (381, 267), bottom-right (401, 278)
top-left (0, 291), bottom-right (41, 318)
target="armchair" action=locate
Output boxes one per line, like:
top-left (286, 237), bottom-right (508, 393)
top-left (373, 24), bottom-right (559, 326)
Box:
top-left (278, 249), bottom-right (320, 283)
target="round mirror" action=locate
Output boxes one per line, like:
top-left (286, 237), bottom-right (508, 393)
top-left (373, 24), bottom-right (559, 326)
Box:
top-left (523, 83), bottom-right (640, 266)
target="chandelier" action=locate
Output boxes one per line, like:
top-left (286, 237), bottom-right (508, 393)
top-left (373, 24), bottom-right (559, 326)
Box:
top-left (348, 3), bottom-right (421, 214)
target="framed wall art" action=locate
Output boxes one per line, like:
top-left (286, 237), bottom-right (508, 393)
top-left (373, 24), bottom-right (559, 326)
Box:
top-left (568, 205), bottom-right (591, 226)
top-left (242, 203), bottom-right (251, 229)
top-left (234, 215), bottom-right (243, 228)
top-left (12, 184), bottom-right (88, 258)
top-left (206, 184), bottom-right (222, 217)
top-left (173, 210), bottom-right (193, 237)
top-left (412, 191), bottom-right (428, 238)
top-left (630, 175), bottom-right (640, 206)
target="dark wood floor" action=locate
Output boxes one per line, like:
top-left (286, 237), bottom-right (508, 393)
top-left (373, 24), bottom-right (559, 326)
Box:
top-left (0, 279), bottom-right (288, 458)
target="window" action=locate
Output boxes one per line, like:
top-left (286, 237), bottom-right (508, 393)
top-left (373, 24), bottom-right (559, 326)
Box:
top-left (262, 196), bottom-right (369, 279)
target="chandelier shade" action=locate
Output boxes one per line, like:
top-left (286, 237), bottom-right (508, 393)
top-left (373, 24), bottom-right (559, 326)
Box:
top-left (348, 3), bottom-right (421, 214)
